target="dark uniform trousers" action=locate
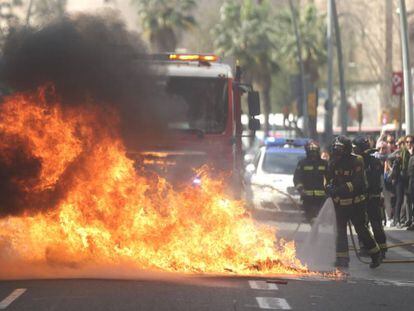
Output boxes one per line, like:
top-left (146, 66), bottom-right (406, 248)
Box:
top-left (303, 197), bottom-right (324, 222)
top-left (335, 201), bottom-right (380, 261)
top-left (367, 196), bottom-right (387, 251)
top-left (363, 155), bottom-right (387, 251)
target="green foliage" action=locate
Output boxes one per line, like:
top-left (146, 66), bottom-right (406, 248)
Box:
top-left (213, 0), bottom-right (279, 83)
top-left (32, 0), bottom-right (68, 24)
top-left (0, 0), bottom-right (23, 48)
top-left (212, 0), bottom-right (280, 134)
top-left (278, 3), bottom-right (327, 83)
top-left (132, 0), bottom-right (197, 52)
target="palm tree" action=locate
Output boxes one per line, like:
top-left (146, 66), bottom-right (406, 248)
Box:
top-left (213, 0), bottom-right (280, 135)
top-left (132, 0), bottom-right (196, 52)
top-left (278, 3), bottom-right (326, 138)
top-left (279, 4), bottom-right (326, 85)
top-left (31, 0), bottom-right (67, 24)
top-left (0, 0), bottom-right (23, 48)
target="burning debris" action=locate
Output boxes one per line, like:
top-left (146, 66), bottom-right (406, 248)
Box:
top-left (0, 13), bottom-right (309, 277)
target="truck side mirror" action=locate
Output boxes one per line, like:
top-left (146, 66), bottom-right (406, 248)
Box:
top-left (248, 118), bottom-right (260, 131)
top-left (248, 91), bottom-right (260, 116)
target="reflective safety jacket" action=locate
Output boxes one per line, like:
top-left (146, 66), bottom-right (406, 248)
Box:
top-left (327, 154), bottom-right (368, 207)
top-left (293, 157), bottom-right (328, 200)
top-left (362, 154), bottom-right (383, 197)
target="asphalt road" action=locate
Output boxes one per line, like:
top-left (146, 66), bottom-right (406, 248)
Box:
top-left (1, 213), bottom-right (414, 310)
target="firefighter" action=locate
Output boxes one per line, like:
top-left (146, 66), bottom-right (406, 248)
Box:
top-left (326, 136), bottom-right (381, 268)
top-left (293, 140), bottom-right (327, 223)
top-left (352, 136), bottom-right (387, 258)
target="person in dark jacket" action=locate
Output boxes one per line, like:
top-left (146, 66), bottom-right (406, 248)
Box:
top-left (326, 136), bottom-right (381, 269)
top-left (293, 140), bottom-right (328, 223)
top-left (353, 136), bottom-right (387, 258)
top-left (407, 149), bottom-right (414, 230)
top-left (390, 136), bottom-right (413, 227)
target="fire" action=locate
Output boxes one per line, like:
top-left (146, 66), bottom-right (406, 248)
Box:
top-left (0, 86), bottom-right (308, 277)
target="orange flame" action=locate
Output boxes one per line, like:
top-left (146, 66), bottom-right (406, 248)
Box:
top-left (0, 86), bottom-right (309, 277)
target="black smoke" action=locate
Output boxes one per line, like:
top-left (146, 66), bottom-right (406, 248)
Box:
top-left (0, 12), bottom-right (169, 217)
top-left (1, 12), bottom-right (168, 143)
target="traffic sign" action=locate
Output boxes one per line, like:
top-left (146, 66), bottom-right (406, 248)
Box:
top-left (392, 71), bottom-right (404, 96)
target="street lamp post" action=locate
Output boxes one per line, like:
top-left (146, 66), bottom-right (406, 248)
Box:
top-left (398, 0), bottom-right (414, 135)
top-left (288, 0), bottom-right (308, 137)
top-left (325, 0), bottom-right (334, 144)
top-left (331, 0), bottom-right (348, 136)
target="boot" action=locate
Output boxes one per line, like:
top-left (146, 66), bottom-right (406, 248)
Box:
top-left (335, 257), bottom-right (349, 268)
top-left (358, 247), bottom-right (370, 258)
top-left (369, 252), bottom-right (382, 269)
top-left (380, 249), bottom-right (387, 260)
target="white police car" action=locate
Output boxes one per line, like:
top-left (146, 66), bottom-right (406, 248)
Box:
top-left (245, 138), bottom-right (308, 211)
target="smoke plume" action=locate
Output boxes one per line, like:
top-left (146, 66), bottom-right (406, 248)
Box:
top-left (1, 12), bottom-right (167, 142)
top-left (0, 12), bottom-right (167, 217)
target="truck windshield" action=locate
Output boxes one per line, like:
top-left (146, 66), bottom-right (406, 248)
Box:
top-left (164, 77), bottom-right (228, 134)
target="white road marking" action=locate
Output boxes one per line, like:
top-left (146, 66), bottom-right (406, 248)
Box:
top-left (374, 280), bottom-right (414, 287)
top-left (249, 280), bottom-right (278, 290)
top-left (0, 289), bottom-right (27, 309)
top-left (256, 297), bottom-right (291, 310)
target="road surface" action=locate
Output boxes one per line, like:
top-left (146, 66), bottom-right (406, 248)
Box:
top-left (1, 212), bottom-right (414, 310)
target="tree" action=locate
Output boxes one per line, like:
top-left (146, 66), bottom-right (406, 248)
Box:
top-left (30, 0), bottom-right (67, 25)
top-left (0, 0), bottom-right (23, 48)
top-left (278, 3), bottom-right (326, 138)
top-left (213, 0), bottom-right (280, 135)
top-left (278, 4), bottom-right (327, 85)
top-left (132, 0), bottom-right (196, 52)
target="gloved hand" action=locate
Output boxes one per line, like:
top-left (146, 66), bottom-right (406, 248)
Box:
top-left (325, 183), bottom-right (337, 197)
top-left (297, 185), bottom-right (305, 196)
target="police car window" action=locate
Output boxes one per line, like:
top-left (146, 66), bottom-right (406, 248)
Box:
top-left (164, 77), bottom-right (228, 134)
top-left (253, 150), bottom-right (261, 167)
top-left (262, 152), bottom-right (305, 174)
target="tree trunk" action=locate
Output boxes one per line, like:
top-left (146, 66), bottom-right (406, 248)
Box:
top-left (151, 28), bottom-right (177, 52)
top-left (257, 73), bottom-right (271, 137)
top-left (383, 0), bottom-right (393, 110)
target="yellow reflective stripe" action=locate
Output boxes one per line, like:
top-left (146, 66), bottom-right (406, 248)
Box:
top-left (336, 252), bottom-right (349, 258)
top-left (318, 166), bottom-right (326, 170)
top-left (346, 182), bottom-right (354, 192)
top-left (379, 243), bottom-right (387, 249)
top-left (354, 195), bottom-right (366, 203)
top-left (303, 190), bottom-right (326, 196)
top-left (343, 170), bottom-right (350, 176)
top-left (367, 245), bottom-right (380, 254)
top-left (303, 166), bottom-right (314, 171)
top-left (339, 198), bottom-right (353, 206)
top-left (369, 194), bottom-right (381, 198)
top-left (335, 195), bottom-right (366, 206)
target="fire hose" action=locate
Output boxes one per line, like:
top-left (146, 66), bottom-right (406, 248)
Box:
top-left (254, 185), bottom-right (304, 239)
top-left (250, 186), bottom-right (414, 264)
top-left (348, 221), bottom-right (414, 264)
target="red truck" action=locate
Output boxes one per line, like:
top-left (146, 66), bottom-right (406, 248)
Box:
top-left (129, 53), bottom-right (260, 198)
